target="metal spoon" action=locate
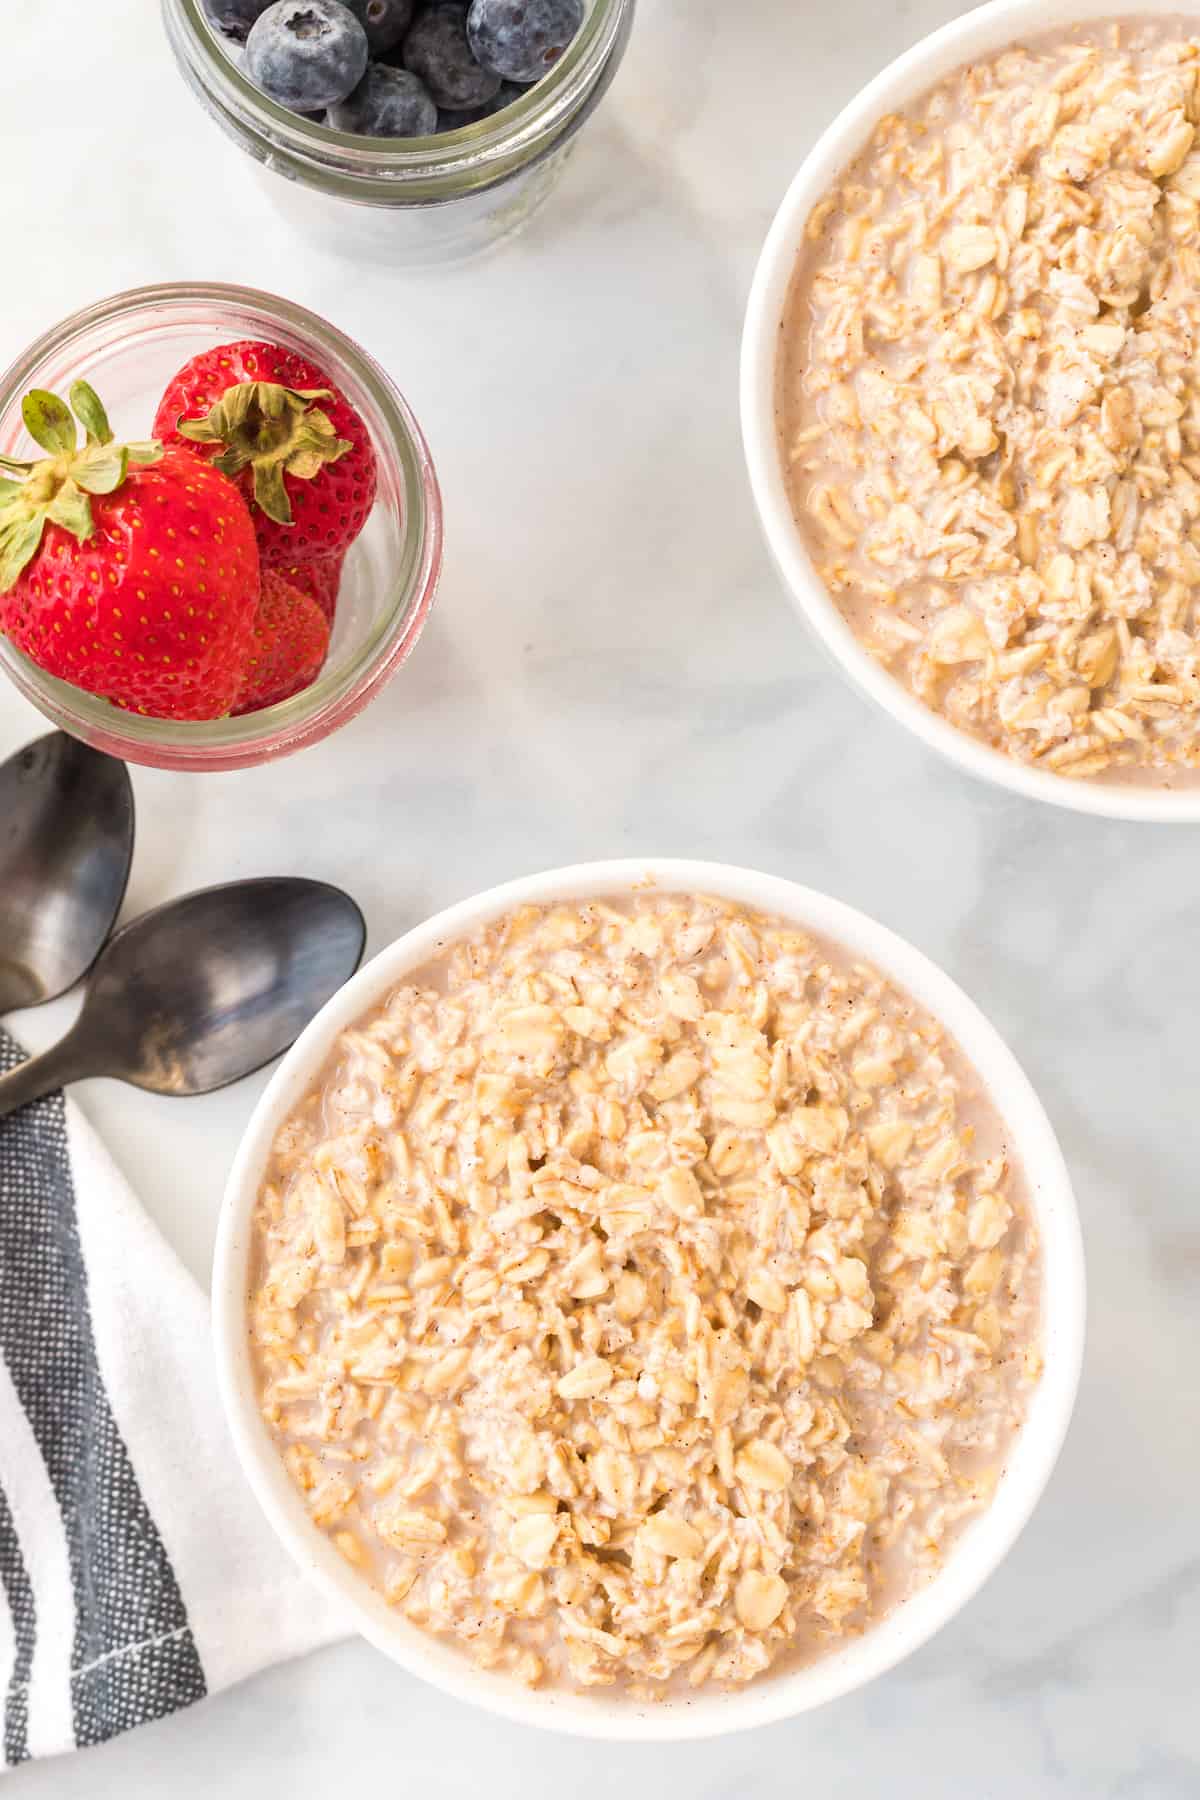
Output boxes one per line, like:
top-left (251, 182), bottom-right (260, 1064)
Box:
top-left (0, 732), bottom-right (135, 1015)
top-left (0, 878), bottom-right (366, 1119)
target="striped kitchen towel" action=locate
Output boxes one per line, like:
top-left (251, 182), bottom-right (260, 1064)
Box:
top-left (0, 1030), bottom-right (348, 1769)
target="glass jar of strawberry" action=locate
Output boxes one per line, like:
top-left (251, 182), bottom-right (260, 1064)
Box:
top-left (161, 0), bottom-right (635, 263)
top-left (0, 283), bottom-right (442, 771)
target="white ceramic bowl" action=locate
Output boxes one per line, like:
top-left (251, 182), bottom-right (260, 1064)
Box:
top-left (741, 0), bottom-right (1200, 822)
top-left (215, 859), bottom-right (1085, 1739)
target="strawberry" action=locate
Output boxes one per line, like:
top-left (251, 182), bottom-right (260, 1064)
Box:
top-left (276, 550), bottom-right (345, 625)
top-left (233, 567), bottom-right (330, 714)
top-left (0, 382), bottom-right (259, 720)
top-left (153, 340), bottom-right (377, 568)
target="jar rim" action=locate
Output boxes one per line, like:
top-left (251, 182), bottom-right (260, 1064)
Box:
top-left (0, 281), bottom-right (443, 772)
top-left (164, 0), bottom-right (633, 202)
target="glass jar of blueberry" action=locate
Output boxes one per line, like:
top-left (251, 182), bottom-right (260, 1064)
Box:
top-left (163, 0), bottom-right (635, 262)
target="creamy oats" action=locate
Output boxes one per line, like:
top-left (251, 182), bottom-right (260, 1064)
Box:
top-left (779, 19), bottom-right (1200, 784)
top-left (250, 894), bottom-right (1040, 1696)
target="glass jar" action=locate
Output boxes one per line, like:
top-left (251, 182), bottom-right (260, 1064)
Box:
top-left (161, 0), bottom-right (637, 264)
top-left (0, 282), bottom-right (442, 772)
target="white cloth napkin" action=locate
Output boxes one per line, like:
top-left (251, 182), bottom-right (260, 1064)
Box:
top-left (0, 1030), bottom-right (348, 1769)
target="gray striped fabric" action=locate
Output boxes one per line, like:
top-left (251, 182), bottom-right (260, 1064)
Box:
top-left (0, 1030), bottom-right (346, 1770)
top-left (0, 1031), bottom-right (205, 1763)
top-left (0, 1481), bottom-right (34, 1765)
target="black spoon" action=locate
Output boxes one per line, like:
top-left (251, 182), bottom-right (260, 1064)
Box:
top-left (0, 732), bottom-right (135, 1015)
top-left (0, 877), bottom-right (366, 1119)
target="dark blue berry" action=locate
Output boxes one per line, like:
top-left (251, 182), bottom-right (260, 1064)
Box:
top-left (329, 62), bottom-right (437, 133)
top-left (402, 3), bottom-right (500, 110)
top-left (467, 0), bottom-right (583, 84)
top-left (340, 0), bottom-right (413, 54)
top-left (246, 0), bottom-right (370, 111)
top-left (436, 79), bottom-right (523, 129)
top-left (202, 0), bottom-right (275, 41)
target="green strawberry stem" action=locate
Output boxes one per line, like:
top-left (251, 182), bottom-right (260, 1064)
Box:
top-left (176, 381), bottom-right (351, 529)
top-left (0, 381), bottom-right (161, 593)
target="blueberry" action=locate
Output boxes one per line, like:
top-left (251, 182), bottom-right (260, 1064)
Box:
top-left (401, 3), bottom-right (500, 110)
top-left (436, 79), bottom-right (523, 129)
top-left (202, 0), bottom-right (275, 41)
top-left (329, 61), bottom-right (437, 133)
top-left (245, 0), bottom-right (369, 112)
top-left (340, 0), bottom-right (413, 54)
top-left (467, 0), bottom-right (583, 84)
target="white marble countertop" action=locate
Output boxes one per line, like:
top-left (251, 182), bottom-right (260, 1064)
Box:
top-left (2, 0), bottom-right (1197, 1791)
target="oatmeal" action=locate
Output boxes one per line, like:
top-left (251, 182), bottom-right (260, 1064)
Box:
top-left (779, 19), bottom-right (1200, 783)
top-left (250, 894), bottom-right (1041, 1695)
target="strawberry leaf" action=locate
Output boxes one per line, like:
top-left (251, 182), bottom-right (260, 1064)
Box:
top-left (0, 514), bottom-right (48, 594)
top-left (22, 392), bottom-right (77, 458)
top-left (74, 446), bottom-right (130, 496)
top-left (284, 447), bottom-right (333, 481)
top-left (178, 414), bottom-right (228, 446)
top-left (250, 458), bottom-right (294, 527)
top-left (210, 442), bottom-right (256, 479)
top-left (44, 481), bottom-right (94, 541)
top-left (69, 381), bottom-right (114, 447)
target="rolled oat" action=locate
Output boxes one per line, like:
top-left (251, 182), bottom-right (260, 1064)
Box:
top-left (250, 894), bottom-right (1040, 1695)
top-left (779, 20), bottom-right (1200, 783)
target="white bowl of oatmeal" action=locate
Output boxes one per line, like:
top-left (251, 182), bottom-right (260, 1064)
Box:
top-left (214, 860), bottom-right (1084, 1738)
top-left (742, 0), bottom-right (1200, 818)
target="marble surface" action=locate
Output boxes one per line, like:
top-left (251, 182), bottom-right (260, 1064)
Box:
top-left (2, 0), bottom-right (1197, 1791)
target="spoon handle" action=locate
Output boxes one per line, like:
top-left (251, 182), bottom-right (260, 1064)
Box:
top-left (0, 1035), bottom-right (98, 1121)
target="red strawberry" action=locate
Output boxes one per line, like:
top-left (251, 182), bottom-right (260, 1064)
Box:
top-left (0, 382), bottom-right (259, 720)
top-left (276, 550), bottom-right (345, 625)
top-left (153, 340), bottom-right (377, 568)
top-left (232, 568), bottom-right (330, 715)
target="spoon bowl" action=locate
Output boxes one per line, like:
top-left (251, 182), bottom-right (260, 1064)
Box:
top-left (0, 878), bottom-right (366, 1117)
top-left (0, 732), bottom-right (135, 1015)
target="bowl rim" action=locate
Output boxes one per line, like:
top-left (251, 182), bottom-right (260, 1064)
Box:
top-left (214, 857), bottom-right (1086, 1741)
top-left (0, 281), bottom-right (443, 772)
top-left (740, 0), bottom-right (1200, 822)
